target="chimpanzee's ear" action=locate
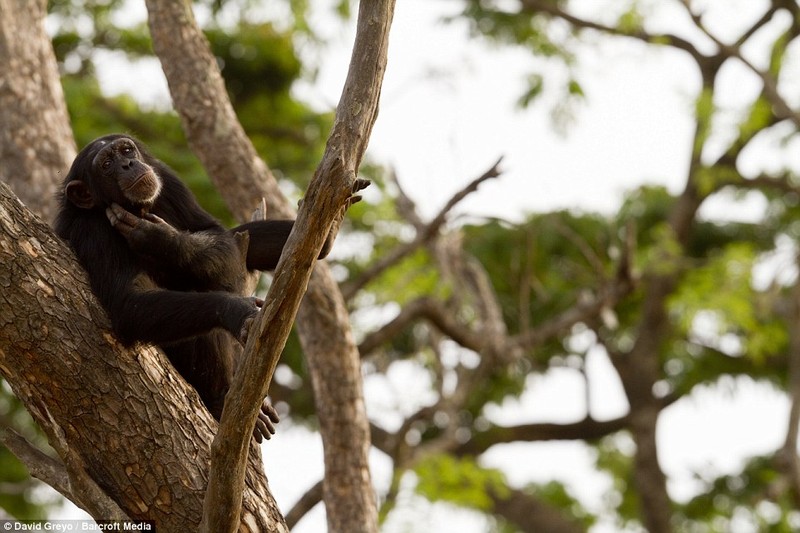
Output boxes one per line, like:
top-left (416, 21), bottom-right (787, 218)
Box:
top-left (65, 180), bottom-right (95, 209)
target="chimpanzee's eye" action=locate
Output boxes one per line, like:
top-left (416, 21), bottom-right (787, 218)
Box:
top-left (102, 159), bottom-right (112, 170)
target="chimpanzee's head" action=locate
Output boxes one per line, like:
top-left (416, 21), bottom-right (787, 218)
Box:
top-left (62, 134), bottom-right (163, 211)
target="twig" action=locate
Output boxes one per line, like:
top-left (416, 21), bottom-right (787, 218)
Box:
top-left (388, 166), bottom-right (425, 230)
top-left (678, 1), bottom-right (800, 126)
top-left (520, 0), bottom-right (704, 61)
top-left (0, 428), bottom-right (71, 502)
top-left (343, 157), bottom-right (504, 299)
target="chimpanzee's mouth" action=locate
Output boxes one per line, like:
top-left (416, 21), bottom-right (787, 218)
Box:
top-left (124, 173), bottom-right (150, 191)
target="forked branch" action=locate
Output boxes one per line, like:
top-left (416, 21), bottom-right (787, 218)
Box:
top-left (199, 2), bottom-right (397, 532)
top-left (343, 157), bottom-right (503, 299)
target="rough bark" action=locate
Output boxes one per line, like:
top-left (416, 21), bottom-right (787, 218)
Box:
top-left (0, 0), bottom-right (76, 221)
top-left (0, 183), bottom-right (284, 531)
top-left (144, 1), bottom-right (394, 531)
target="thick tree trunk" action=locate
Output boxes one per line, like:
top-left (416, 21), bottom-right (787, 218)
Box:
top-left (294, 268), bottom-right (376, 529)
top-left (0, 184), bottom-right (286, 531)
top-left (0, 0), bottom-right (76, 220)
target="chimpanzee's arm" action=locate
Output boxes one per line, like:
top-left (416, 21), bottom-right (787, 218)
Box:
top-left (112, 287), bottom-right (259, 345)
top-left (231, 219), bottom-right (338, 272)
top-left (231, 219), bottom-right (293, 271)
top-left (107, 204), bottom-right (246, 291)
top-left (232, 179), bottom-right (371, 272)
top-left (68, 214), bottom-right (257, 344)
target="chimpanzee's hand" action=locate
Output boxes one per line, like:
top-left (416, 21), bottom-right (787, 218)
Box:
top-left (237, 297), bottom-right (264, 345)
top-left (230, 298), bottom-right (279, 444)
top-left (346, 178), bottom-right (371, 209)
top-left (252, 399), bottom-right (280, 442)
top-left (315, 178), bottom-right (371, 260)
top-left (106, 203), bottom-right (177, 251)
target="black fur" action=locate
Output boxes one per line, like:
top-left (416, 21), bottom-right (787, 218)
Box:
top-left (54, 134), bottom-right (291, 440)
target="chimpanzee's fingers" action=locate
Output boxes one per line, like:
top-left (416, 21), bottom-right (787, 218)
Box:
top-left (258, 411), bottom-right (277, 437)
top-left (261, 400), bottom-right (281, 424)
top-left (106, 203), bottom-right (138, 234)
top-left (353, 178), bottom-right (371, 193)
top-left (142, 212), bottom-right (169, 226)
top-left (253, 418), bottom-right (270, 442)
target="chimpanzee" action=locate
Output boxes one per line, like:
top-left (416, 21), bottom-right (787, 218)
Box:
top-left (54, 134), bottom-right (367, 442)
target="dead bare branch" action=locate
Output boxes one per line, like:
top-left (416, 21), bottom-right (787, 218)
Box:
top-left (388, 166), bottom-right (426, 229)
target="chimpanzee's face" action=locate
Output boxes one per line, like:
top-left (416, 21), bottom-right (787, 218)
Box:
top-left (64, 136), bottom-right (163, 211)
top-left (91, 138), bottom-right (162, 207)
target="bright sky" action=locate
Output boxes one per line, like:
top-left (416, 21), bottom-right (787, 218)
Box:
top-left (303, 1), bottom-right (700, 220)
top-left (59, 1), bottom-right (799, 531)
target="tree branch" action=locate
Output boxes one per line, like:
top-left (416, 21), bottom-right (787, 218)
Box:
top-left (197, 1), bottom-right (396, 531)
top-left (389, 166), bottom-right (426, 229)
top-left (41, 417), bottom-right (130, 522)
top-left (358, 297), bottom-right (484, 356)
top-left (284, 480), bottom-right (324, 530)
top-left (457, 416), bottom-right (630, 457)
top-left (145, 1), bottom-right (393, 530)
top-left (731, 1), bottom-right (783, 49)
top-left (511, 278), bottom-right (633, 351)
top-left (343, 158), bottom-right (503, 299)
top-left (679, 1), bottom-right (800, 126)
top-left (489, 484), bottom-right (585, 533)
top-left (519, 0), bottom-right (705, 62)
top-left (520, 5), bottom-right (728, 528)
top-left (777, 253), bottom-right (800, 505)
top-left (0, 0), bottom-right (76, 221)
top-left (143, 0), bottom-right (288, 221)
top-left (0, 428), bottom-right (72, 506)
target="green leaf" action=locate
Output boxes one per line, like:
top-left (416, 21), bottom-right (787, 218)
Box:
top-left (517, 73), bottom-right (544, 108)
top-left (414, 455), bottom-right (509, 511)
top-left (618, 8), bottom-right (643, 34)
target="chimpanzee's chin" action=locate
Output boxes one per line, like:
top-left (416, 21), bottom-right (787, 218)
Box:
top-left (124, 174), bottom-right (162, 208)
